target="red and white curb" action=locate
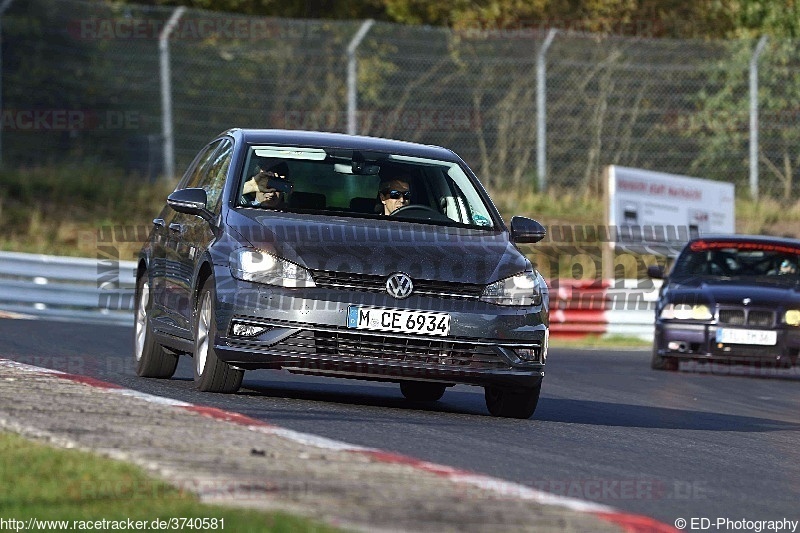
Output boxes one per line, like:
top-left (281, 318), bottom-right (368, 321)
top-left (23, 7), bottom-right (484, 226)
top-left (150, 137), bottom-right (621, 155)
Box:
top-left (0, 358), bottom-right (676, 533)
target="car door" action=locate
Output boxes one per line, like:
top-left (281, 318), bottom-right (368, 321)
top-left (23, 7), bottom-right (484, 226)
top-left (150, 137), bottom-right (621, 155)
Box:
top-left (151, 142), bottom-right (221, 322)
top-left (171, 138), bottom-right (234, 333)
top-left (156, 139), bottom-right (224, 335)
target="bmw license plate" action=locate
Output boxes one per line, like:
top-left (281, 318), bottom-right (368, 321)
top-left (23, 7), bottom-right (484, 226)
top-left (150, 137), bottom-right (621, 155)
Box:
top-left (347, 306), bottom-right (450, 336)
top-left (715, 328), bottom-right (777, 346)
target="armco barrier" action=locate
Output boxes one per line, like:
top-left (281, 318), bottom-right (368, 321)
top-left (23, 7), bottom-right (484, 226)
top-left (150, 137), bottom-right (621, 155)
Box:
top-left (0, 251), bottom-right (136, 325)
top-left (548, 279), bottom-right (659, 341)
top-left (549, 279), bottom-right (609, 338)
top-left (0, 251), bottom-right (659, 339)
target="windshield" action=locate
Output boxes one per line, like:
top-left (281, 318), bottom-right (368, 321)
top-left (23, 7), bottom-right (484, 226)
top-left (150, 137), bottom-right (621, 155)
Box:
top-left (235, 145), bottom-right (498, 229)
top-left (672, 240), bottom-right (800, 279)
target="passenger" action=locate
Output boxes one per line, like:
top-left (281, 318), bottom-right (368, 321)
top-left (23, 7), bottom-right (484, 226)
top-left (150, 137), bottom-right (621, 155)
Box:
top-left (241, 160), bottom-right (290, 208)
top-left (377, 176), bottom-right (411, 215)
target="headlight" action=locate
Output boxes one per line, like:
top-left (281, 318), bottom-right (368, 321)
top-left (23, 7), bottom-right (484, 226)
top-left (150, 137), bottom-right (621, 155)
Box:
top-left (481, 271), bottom-right (543, 306)
top-left (231, 249), bottom-right (315, 288)
top-left (660, 303), bottom-right (712, 320)
top-left (784, 310), bottom-right (800, 326)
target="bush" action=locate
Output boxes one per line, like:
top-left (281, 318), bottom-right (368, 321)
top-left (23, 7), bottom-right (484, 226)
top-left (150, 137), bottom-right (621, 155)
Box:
top-left (0, 165), bottom-right (174, 259)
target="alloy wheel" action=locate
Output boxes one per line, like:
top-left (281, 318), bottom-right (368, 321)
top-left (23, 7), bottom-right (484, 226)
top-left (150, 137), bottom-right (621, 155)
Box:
top-left (196, 291), bottom-right (212, 376)
top-left (134, 281), bottom-right (149, 362)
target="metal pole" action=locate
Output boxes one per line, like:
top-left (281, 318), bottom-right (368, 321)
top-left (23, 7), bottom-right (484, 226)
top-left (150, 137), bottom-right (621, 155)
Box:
top-left (347, 19), bottom-right (374, 135)
top-left (536, 29), bottom-right (557, 192)
top-left (749, 35), bottom-right (768, 201)
top-left (159, 6), bottom-right (185, 180)
top-left (0, 0), bottom-right (15, 168)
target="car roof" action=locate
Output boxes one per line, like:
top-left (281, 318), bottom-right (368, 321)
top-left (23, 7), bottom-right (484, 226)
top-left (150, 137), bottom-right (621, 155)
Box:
top-left (222, 129), bottom-right (461, 162)
top-left (687, 234), bottom-right (800, 247)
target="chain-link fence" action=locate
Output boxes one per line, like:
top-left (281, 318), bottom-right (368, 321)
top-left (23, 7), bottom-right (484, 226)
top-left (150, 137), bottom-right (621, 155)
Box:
top-left (3, 0), bottom-right (800, 199)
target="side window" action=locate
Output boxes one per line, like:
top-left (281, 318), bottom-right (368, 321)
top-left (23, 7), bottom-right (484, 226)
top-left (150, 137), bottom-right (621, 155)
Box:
top-left (182, 139), bottom-right (224, 190)
top-left (199, 139), bottom-right (233, 213)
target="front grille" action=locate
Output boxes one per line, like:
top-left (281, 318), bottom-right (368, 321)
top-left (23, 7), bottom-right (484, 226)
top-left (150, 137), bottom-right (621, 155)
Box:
top-left (748, 311), bottom-right (774, 327)
top-left (718, 307), bottom-right (775, 327)
top-left (310, 270), bottom-right (485, 299)
top-left (283, 330), bottom-right (515, 369)
top-left (228, 318), bottom-right (537, 370)
top-left (718, 309), bottom-right (745, 325)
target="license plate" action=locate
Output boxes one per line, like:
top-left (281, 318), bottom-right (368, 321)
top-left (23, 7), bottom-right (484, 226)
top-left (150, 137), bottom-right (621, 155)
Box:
top-left (715, 328), bottom-right (777, 346)
top-left (347, 306), bottom-right (450, 336)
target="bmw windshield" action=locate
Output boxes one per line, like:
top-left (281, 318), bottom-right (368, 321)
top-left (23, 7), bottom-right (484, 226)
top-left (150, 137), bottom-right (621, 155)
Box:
top-left (671, 239), bottom-right (800, 284)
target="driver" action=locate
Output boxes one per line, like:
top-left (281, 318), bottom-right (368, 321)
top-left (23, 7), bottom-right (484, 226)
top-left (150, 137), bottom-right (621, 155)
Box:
top-left (779, 258), bottom-right (798, 275)
top-left (377, 176), bottom-right (411, 215)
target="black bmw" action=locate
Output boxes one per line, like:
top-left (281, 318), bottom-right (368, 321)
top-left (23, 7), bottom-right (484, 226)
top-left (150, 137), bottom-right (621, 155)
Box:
top-left (648, 235), bottom-right (800, 370)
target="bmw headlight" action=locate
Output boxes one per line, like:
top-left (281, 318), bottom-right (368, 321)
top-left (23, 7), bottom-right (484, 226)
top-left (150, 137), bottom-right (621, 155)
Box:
top-left (660, 303), bottom-right (712, 320)
top-left (784, 310), bottom-right (800, 326)
top-left (481, 271), bottom-right (543, 306)
top-left (231, 249), bottom-right (315, 288)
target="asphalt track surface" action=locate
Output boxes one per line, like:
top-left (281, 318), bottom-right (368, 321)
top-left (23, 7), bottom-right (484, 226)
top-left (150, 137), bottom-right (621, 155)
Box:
top-left (2, 318), bottom-right (798, 527)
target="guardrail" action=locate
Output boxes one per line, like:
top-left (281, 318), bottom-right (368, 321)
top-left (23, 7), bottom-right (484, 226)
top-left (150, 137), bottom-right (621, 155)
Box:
top-left (0, 251), bottom-right (136, 325)
top-left (0, 251), bottom-right (659, 339)
top-left (549, 279), bottom-right (660, 341)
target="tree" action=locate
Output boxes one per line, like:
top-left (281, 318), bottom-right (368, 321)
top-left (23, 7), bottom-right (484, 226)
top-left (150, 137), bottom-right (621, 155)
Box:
top-left (677, 37), bottom-right (800, 200)
top-left (117, 0), bottom-right (800, 39)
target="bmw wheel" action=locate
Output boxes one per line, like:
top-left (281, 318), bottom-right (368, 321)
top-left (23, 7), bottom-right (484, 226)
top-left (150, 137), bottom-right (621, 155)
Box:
top-left (650, 343), bottom-right (679, 371)
top-left (193, 279), bottom-right (243, 393)
top-left (133, 275), bottom-right (178, 378)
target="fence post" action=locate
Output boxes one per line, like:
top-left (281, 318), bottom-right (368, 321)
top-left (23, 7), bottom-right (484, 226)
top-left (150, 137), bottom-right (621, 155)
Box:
top-left (159, 6), bottom-right (186, 180)
top-left (347, 19), bottom-right (374, 135)
top-left (749, 35), bottom-right (768, 201)
top-left (536, 29), bottom-right (557, 192)
top-left (0, 0), bottom-right (15, 168)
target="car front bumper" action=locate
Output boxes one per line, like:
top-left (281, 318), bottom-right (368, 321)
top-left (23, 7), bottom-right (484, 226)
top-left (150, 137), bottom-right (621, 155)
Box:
top-left (655, 321), bottom-right (800, 366)
top-left (211, 273), bottom-right (548, 388)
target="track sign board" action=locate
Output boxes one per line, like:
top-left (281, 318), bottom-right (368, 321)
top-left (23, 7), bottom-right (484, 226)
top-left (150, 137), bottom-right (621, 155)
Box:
top-left (607, 165), bottom-right (735, 255)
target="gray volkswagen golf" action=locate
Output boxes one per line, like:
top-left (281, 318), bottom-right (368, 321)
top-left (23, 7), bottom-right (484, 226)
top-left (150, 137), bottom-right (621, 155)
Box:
top-left (135, 129), bottom-right (549, 418)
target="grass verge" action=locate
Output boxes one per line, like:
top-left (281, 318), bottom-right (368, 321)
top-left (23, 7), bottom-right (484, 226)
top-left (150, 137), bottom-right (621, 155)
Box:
top-left (0, 431), bottom-right (338, 532)
top-left (549, 334), bottom-right (651, 349)
top-left (0, 165), bottom-right (173, 259)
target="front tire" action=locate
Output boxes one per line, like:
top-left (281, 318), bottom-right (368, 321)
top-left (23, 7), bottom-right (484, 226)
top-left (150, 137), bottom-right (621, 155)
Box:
top-left (400, 381), bottom-right (447, 402)
top-left (193, 280), bottom-right (243, 393)
top-left (650, 343), bottom-right (679, 371)
top-left (133, 276), bottom-right (178, 378)
top-left (484, 384), bottom-right (541, 419)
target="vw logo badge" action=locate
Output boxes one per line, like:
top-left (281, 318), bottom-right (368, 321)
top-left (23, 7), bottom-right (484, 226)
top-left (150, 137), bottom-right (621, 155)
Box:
top-left (386, 273), bottom-right (414, 299)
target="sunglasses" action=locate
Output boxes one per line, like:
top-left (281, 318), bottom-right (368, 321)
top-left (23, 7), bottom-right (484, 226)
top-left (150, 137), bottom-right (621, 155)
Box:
top-left (383, 189), bottom-right (411, 200)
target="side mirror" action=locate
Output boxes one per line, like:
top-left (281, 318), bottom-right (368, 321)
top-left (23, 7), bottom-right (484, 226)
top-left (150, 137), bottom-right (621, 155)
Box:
top-left (167, 188), bottom-right (214, 222)
top-left (510, 216), bottom-right (546, 243)
top-left (647, 265), bottom-right (665, 279)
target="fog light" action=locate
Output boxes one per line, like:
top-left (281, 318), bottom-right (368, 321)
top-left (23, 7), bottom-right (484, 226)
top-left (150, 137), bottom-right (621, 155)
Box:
top-left (514, 347), bottom-right (540, 362)
top-left (231, 322), bottom-right (268, 337)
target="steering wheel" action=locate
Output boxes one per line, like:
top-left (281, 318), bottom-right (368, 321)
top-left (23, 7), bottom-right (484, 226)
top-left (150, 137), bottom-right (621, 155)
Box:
top-left (390, 204), bottom-right (451, 222)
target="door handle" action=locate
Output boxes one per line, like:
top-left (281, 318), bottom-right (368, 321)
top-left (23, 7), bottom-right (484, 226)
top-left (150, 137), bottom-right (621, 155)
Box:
top-left (153, 218), bottom-right (165, 228)
top-left (169, 223), bottom-right (184, 234)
